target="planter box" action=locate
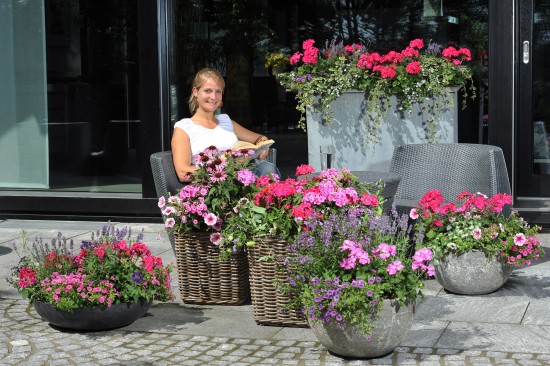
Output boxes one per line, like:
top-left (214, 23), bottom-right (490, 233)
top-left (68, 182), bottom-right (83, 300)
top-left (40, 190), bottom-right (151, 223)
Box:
top-left (175, 232), bottom-right (250, 305)
top-left (306, 89), bottom-right (458, 172)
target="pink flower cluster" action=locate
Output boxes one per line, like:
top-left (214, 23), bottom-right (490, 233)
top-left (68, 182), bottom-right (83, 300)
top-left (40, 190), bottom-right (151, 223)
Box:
top-left (412, 248), bottom-right (435, 276)
top-left (161, 184), bottom-right (220, 230)
top-left (290, 39), bottom-right (319, 65)
top-left (339, 240), bottom-right (371, 269)
top-left (253, 165), bottom-right (380, 223)
top-left (41, 272), bottom-right (118, 307)
top-left (357, 39), bottom-right (471, 79)
top-left (505, 234), bottom-right (541, 266)
top-left (442, 46), bottom-right (472, 65)
top-left (413, 190), bottom-right (543, 267)
top-left (14, 238), bottom-right (174, 309)
top-left (417, 190), bottom-right (513, 218)
top-left (339, 240), bottom-right (435, 277)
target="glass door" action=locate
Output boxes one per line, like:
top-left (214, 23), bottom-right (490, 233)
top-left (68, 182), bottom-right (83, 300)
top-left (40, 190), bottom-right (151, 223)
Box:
top-left (518, 0), bottom-right (550, 202)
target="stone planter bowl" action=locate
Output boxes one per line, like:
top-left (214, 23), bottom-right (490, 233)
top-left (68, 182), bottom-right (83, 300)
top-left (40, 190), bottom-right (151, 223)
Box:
top-left (33, 299), bottom-right (152, 331)
top-left (309, 300), bottom-right (414, 358)
top-left (435, 251), bottom-right (513, 295)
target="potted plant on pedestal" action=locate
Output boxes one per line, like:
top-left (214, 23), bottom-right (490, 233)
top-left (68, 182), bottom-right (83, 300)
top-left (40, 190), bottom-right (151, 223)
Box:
top-left (282, 207), bottom-right (435, 358)
top-left (7, 224), bottom-right (174, 331)
top-left (411, 190), bottom-right (544, 295)
top-left (277, 38), bottom-right (476, 171)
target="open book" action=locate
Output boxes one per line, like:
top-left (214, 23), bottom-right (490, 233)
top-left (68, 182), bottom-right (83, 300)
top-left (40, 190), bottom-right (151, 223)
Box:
top-left (231, 139), bottom-right (275, 159)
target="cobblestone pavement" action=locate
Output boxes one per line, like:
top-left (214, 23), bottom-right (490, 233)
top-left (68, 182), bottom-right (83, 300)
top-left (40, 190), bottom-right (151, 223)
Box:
top-left (2, 298), bottom-right (550, 366)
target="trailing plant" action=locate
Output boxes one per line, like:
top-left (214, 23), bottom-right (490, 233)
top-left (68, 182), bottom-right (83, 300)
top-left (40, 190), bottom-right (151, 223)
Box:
top-left (277, 38), bottom-right (476, 145)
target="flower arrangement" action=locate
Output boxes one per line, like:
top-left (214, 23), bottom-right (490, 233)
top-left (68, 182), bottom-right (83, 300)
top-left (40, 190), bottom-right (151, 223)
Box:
top-left (264, 52), bottom-right (290, 72)
top-left (7, 224), bottom-right (174, 312)
top-left (277, 38), bottom-right (476, 143)
top-left (411, 190), bottom-right (544, 266)
top-left (159, 146), bottom-right (259, 243)
top-left (282, 207), bottom-right (435, 337)
top-left (218, 164), bottom-right (383, 257)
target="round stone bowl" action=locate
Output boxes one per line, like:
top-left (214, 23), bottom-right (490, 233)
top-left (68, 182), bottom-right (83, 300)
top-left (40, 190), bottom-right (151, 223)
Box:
top-left (308, 300), bottom-right (414, 358)
top-left (33, 299), bottom-right (152, 331)
top-left (435, 251), bottom-right (513, 295)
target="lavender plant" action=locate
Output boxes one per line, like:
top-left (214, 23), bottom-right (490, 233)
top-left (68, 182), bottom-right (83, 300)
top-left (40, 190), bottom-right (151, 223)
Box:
top-left (282, 207), bottom-right (435, 337)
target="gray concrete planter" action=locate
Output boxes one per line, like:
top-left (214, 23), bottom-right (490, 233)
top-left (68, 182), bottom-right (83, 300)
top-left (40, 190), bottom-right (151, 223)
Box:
top-left (33, 299), bottom-right (152, 331)
top-left (435, 251), bottom-right (513, 295)
top-left (306, 89), bottom-right (458, 172)
top-left (309, 300), bottom-right (414, 358)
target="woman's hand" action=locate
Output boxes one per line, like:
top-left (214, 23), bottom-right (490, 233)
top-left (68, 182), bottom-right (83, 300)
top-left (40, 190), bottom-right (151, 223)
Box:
top-left (257, 148), bottom-right (269, 160)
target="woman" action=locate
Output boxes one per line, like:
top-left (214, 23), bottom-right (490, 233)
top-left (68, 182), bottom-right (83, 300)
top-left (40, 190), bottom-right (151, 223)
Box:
top-left (172, 68), bottom-right (280, 182)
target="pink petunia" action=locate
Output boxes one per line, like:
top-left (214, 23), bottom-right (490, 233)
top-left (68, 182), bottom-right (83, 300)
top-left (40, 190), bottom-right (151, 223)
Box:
top-left (473, 228), bottom-right (482, 240)
top-left (165, 218), bottom-right (175, 228)
top-left (409, 208), bottom-right (419, 220)
top-left (204, 213), bottom-right (218, 226)
top-left (514, 233), bottom-right (526, 246)
top-left (210, 233), bottom-right (222, 246)
top-left (157, 196), bottom-right (166, 208)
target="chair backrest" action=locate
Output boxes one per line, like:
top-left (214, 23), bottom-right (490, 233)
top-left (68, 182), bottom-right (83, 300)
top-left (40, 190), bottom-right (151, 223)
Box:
top-left (389, 143), bottom-right (511, 212)
top-left (150, 151), bottom-right (186, 199)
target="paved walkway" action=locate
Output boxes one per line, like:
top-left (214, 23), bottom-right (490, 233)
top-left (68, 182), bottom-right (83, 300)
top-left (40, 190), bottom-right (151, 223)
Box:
top-left (1, 219), bottom-right (550, 365)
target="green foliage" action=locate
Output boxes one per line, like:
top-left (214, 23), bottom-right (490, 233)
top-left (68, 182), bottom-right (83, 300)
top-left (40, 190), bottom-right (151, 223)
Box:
top-left (282, 208), bottom-right (434, 337)
top-left (412, 191), bottom-right (544, 266)
top-left (277, 38), bottom-right (476, 145)
top-left (7, 223), bottom-right (174, 312)
top-left (219, 166), bottom-right (384, 260)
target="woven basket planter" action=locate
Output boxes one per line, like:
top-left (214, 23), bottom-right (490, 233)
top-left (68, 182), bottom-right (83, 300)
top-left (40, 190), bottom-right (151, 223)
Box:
top-left (175, 232), bottom-right (249, 305)
top-left (247, 236), bottom-right (308, 327)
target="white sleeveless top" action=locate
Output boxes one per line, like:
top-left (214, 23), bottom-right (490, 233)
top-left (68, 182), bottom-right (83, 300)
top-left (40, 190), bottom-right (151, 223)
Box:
top-left (173, 114), bottom-right (238, 156)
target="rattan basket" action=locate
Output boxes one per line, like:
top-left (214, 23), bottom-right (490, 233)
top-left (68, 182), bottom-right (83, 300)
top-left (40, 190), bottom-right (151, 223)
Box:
top-left (175, 231), bottom-right (249, 305)
top-left (247, 236), bottom-right (308, 327)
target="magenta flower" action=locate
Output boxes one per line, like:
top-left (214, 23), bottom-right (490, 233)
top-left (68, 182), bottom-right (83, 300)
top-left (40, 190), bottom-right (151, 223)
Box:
top-left (165, 218), bottom-right (175, 228)
top-left (386, 260), bottom-right (404, 275)
top-left (514, 233), bottom-right (526, 246)
top-left (204, 213), bottom-right (218, 227)
top-left (210, 233), bottom-right (222, 246)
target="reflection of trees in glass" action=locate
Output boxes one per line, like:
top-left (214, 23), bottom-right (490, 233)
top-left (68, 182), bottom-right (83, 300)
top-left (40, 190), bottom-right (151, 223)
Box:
top-left (171, 0), bottom-right (273, 125)
top-left (78, 0), bottom-right (137, 84)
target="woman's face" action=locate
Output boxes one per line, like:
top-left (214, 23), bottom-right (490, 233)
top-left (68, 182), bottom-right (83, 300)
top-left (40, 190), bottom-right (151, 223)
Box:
top-left (193, 78), bottom-right (223, 113)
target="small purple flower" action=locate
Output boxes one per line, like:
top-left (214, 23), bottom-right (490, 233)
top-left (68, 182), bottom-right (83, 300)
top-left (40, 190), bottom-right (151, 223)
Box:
top-left (132, 272), bottom-right (144, 284)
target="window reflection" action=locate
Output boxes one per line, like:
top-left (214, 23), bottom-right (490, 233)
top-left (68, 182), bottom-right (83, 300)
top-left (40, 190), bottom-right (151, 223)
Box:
top-left (46, 0), bottom-right (141, 193)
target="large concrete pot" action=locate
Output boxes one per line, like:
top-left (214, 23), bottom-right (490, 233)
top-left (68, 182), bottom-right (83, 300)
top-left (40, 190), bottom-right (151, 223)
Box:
top-left (435, 251), bottom-right (513, 295)
top-left (309, 300), bottom-right (414, 358)
top-left (306, 89), bottom-right (458, 171)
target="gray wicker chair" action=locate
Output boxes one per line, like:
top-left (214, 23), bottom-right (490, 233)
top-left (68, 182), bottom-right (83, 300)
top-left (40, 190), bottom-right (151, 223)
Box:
top-left (388, 143), bottom-right (512, 215)
top-left (150, 149), bottom-right (277, 252)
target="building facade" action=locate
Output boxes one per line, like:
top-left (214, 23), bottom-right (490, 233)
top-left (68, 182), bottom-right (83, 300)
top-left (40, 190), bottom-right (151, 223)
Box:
top-left (0, 0), bottom-right (548, 225)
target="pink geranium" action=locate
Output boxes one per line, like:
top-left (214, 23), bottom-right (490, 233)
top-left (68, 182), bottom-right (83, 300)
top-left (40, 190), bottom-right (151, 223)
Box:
top-left (412, 190), bottom-right (543, 266)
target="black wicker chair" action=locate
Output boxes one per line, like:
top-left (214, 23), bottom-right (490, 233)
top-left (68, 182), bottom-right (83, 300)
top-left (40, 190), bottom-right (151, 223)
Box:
top-left (389, 143), bottom-right (512, 215)
top-left (150, 149), bottom-right (277, 252)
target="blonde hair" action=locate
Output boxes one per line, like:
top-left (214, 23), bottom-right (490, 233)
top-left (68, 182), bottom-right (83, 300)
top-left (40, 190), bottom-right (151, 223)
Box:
top-left (188, 68), bottom-right (225, 115)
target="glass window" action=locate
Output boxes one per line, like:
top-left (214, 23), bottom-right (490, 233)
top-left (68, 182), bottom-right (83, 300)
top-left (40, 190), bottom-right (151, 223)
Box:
top-left (1, 0), bottom-right (141, 193)
top-left (0, 1), bottom-right (49, 188)
top-left (168, 0), bottom-right (488, 178)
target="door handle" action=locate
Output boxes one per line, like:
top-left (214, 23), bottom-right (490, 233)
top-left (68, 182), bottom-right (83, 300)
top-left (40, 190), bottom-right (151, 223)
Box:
top-left (523, 41), bottom-right (530, 64)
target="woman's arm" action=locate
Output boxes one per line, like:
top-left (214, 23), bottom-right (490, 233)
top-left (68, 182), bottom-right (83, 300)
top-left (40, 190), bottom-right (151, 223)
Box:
top-left (232, 120), bottom-right (270, 159)
top-left (171, 128), bottom-right (200, 182)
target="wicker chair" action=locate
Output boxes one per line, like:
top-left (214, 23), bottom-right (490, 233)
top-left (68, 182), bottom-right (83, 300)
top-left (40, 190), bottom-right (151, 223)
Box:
top-left (150, 149), bottom-right (277, 252)
top-left (388, 143), bottom-right (512, 215)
